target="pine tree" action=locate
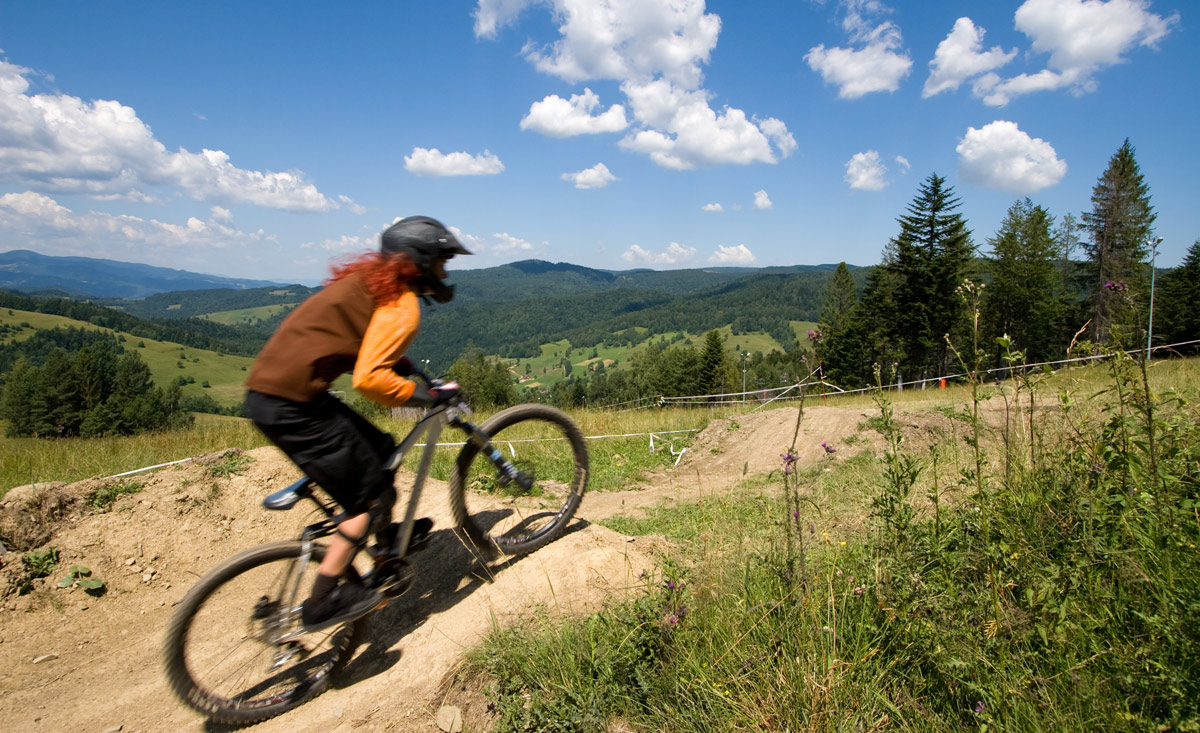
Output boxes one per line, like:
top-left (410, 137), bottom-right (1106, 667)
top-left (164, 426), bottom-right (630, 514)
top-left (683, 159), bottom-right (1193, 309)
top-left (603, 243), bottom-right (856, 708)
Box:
top-left (699, 330), bottom-right (725, 396)
top-left (1156, 240), bottom-right (1200, 347)
top-left (1082, 138), bottom-right (1157, 342)
top-left (981, 200), bottom-right (1066, 361)
top-left (814, 262), bottom-right (859, 383)
top-left (856, 173), bottom-right (974, 384)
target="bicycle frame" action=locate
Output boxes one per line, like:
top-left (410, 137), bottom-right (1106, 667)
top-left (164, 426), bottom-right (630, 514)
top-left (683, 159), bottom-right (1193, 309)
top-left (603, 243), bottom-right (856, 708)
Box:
top-left (260, 396), bottom-right (528, 641)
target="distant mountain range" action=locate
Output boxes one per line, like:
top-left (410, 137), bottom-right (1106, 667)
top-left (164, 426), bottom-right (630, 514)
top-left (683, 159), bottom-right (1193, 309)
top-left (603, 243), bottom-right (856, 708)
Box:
top-left (0, 249), bottom-right (285, 299)
top-left (0, 250), bottom-right (869, 368)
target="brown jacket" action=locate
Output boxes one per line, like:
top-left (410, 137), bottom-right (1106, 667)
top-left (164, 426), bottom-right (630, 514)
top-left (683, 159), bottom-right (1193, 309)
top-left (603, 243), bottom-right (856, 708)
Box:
top-left (246, 274), bottom-right (420, 406)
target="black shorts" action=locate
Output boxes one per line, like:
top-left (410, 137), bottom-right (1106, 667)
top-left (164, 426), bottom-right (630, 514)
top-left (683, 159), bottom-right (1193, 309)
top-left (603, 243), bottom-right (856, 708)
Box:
top-left (246, 390), bottom-right (396, 515)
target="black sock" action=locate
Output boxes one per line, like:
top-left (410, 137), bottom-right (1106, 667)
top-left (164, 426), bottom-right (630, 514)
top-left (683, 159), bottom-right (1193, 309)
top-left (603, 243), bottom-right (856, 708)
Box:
top-left (309, 572), bottom-right (339, 604)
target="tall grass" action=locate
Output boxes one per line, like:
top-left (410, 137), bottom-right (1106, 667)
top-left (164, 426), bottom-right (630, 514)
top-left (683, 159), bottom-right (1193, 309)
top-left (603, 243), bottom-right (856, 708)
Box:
top-left (0, 402), bottom-right (736, 496)
top-left (0, 414), bottom-right (270, 495)
top-left (465, 347), bottom-right (1200, 730)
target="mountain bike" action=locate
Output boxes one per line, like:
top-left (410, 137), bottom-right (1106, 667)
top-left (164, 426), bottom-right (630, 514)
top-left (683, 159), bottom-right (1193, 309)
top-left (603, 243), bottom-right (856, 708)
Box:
top-left (162, 365), bottom-right (588, 724)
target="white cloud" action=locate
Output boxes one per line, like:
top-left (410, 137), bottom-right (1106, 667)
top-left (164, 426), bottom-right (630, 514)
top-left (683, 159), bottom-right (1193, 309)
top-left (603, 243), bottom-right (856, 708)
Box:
top-left (337, 195), bottom-right (367, 215)
top-left (561, 162), bottom-right (618, 189)
top-left (521, 88), bottom-right (629, 137)
top-left (845, 150), bottom-right (888, 190)
top-left (923, 17), bottom-right (1017, 97)
top-left (894, 154), bottom-right (910, 172)
top-left (753, 189), bottom-right (773, 210)
top-left (956, 120), bottom-right (1067, 192)
top-left (0, 190), bottom-right (274, 262)
top-left (473, 0), bottom-right (535, 38)
top-left (492, 232), bottom-right (537, 254)
top-left (806, 1), bottom-right (912, 99)
top-left (618, 80), bottom-right (793, 169)
top-left (447, 226), bottom-right (487, 254)
top-left (0, 59), bottom-right (339, 212)
top-left (621, 242), bottom-right (697, 265)
top-left (701, 203), bottom-right (723, 212)
top-left (478, 1), bottom-right (796, 170)
top-left (512, 0), bottom-right (721, 88)
top-left (709, 243), bottom-right (755, 265)
top-left (1016, 0), bottom-right (1176, 71)
top-left (403, 147), bottom-right (505, 177)
top-left (966, 0), bottom-right (1178, 106)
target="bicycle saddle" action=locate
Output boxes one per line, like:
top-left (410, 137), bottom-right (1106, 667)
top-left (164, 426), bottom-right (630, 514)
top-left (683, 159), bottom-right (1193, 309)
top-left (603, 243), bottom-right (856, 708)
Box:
top-left (263, 477), bottom-right (313, 510)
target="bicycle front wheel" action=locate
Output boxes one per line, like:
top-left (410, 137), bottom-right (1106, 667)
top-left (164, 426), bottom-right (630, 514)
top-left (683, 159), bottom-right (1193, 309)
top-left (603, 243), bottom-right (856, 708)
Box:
top-left (163, 541), bottom-right (363, 725)
top-left (450, 404), bottom-right (589, 555)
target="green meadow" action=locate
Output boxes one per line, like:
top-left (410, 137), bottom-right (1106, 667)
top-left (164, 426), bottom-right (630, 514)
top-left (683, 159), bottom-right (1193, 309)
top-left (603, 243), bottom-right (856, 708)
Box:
top-left (1, 308), bottom-right (253, 407)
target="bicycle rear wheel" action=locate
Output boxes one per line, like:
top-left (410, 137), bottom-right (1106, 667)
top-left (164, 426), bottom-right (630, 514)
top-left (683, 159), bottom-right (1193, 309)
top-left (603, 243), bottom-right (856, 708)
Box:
top-left (450, 403), bottom-right (589, 555)
top-left (163, 541), bottom-right (363, 725)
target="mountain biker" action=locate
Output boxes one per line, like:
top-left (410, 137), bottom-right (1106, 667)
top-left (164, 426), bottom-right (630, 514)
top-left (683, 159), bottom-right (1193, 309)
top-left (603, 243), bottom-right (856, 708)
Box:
top-left (245, 215), bottom-right (470, 628)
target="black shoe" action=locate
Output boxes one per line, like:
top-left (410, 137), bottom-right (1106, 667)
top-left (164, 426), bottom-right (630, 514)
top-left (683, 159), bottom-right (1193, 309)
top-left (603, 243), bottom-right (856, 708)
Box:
top-left (409, 517), bottom-right (434, 553)
top-left (301, 582), bottom-right (381, 630)
top-left (375, 517), bottom-right (434, 555)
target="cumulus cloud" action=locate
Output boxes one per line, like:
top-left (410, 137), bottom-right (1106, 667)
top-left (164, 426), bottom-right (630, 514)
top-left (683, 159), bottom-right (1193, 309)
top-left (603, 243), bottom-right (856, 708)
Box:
top-left (0, 190), bottom-right (275, 262)
top-left (845, 150), bottom-right (888, 190)
top-left (477, 0), bottom-right (796, 170)
top-left (923, 17), bottom-right (1017, 97)
top-left (701, 202), bottom-right (723, 212)
top-left (0, 59), bottom-right (339, 212)
top-left (403, 147), bottom-right (505, 177)
top-left (806, 1), bottom-right (912, 98)
top-left (561, 162), bottom-right (618, 189)
top-left (753, 190), bottom-right (773, 210)
top-left (894, 155), bottom-right (911, 172)
top-left (492, 232), bottom-right (537, 254)
top-left (621, 242), bottom-right (697, 265)
top-left (337, 195), bottom-right (367, 215)
top-left (709, 244), bottom-right (755, 265)
top-left (521, 88), bottom-right (628, 137)
top-left (941, 1), bottom-right (1178, 106)
top-left (956, 120), bottom-right (1067, 192)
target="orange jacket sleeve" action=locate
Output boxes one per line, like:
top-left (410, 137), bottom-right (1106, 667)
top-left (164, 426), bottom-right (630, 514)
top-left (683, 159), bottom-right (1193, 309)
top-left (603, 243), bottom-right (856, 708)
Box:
top-left (352, 291), bottom-right (421, 407)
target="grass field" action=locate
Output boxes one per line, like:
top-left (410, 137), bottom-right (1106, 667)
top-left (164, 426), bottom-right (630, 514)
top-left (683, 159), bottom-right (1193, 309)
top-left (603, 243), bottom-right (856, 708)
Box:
top-left (201, 303), bottom-right (296, 325)
top-left (465, 353), bottom-right (1200, 731)
top-left (1, 307), bottom-right (253, 406)
top-left (511, 326), bottom-right (797, 392)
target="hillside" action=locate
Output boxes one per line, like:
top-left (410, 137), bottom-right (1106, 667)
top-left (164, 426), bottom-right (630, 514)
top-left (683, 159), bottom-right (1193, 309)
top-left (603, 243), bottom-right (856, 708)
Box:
top-left (0, 250), bottom-right (284, 299)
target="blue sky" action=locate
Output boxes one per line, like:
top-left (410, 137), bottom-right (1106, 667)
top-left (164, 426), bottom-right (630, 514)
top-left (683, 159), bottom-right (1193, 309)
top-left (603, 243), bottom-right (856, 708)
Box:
top-left (0, 0), bottom-right (1194, 284)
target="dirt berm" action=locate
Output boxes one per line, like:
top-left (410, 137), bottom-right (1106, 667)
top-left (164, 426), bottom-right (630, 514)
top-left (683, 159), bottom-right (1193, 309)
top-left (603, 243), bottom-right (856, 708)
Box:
top-left (0, 404), bottom-right (894, 732)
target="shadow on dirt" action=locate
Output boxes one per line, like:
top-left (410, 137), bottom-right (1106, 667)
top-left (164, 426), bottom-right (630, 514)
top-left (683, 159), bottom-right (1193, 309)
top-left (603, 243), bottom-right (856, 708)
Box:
top-left (335, 511), bottom-right (591, 688)
top-left (199, 511), bottom-right (590, 731)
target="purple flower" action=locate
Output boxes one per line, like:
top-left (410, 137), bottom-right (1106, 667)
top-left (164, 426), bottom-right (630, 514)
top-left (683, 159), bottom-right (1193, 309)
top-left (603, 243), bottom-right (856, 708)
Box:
top-left (822, 442), bottom-right (837, 454)
top-left (781, 449), bottom-right (799, 475)
top-left (792, 511), bottom-right (799, 519)
top-left (665, 579), bottom-right (676, 590)
top-left (974, 701), bottom-right (985, 714)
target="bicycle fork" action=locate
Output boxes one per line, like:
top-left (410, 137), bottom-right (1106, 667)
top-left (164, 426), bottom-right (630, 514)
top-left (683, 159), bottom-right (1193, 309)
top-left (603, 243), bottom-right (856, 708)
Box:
top-left (452, 415), bottom-right (534, 491)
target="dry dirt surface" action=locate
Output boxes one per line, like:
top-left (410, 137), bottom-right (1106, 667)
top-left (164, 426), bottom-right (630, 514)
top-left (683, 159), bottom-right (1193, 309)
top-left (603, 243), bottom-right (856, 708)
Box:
top-left (0, 404), bottom-right (902, 732)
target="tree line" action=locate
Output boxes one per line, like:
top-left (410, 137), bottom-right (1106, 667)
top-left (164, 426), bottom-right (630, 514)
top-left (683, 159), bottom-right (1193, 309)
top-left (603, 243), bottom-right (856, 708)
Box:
top-left (814, 139), bottom-right (1197, 389)
top-left (0, 336), bottom-right (191, 438)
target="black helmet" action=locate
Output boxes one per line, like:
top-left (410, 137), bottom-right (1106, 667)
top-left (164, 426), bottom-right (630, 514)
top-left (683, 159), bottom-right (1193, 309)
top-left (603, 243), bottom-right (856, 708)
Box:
top-left (380, 216), bottom-right (471, 303)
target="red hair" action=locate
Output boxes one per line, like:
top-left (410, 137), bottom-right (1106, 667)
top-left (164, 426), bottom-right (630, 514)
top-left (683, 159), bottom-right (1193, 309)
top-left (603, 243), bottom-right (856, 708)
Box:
top-left (325, 251), bottom-right (420, 305)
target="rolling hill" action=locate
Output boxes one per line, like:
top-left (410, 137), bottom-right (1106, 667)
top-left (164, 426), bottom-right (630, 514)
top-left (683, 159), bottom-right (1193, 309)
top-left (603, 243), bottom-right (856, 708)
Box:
top-left (0, 249), bottom-right (285, 299)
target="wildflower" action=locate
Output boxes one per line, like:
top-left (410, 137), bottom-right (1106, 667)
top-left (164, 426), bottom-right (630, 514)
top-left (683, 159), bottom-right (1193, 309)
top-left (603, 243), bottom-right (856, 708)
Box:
top-left (780, 449), bottom-right (798, 475)
top-left (807, 329), bottom-right (823, 343)
top-left (792, 511), bottom-right (799, 519)
top-left (665, 579), bottom-right (676, 590)
top-left (809, 522), bottom-right (815, 535)
top-left (821, 441), bottom-right (837, 455)
top-left (840, 541), bottom-right (847, 546)
top-left (974, 701), bottom-right (985, 714)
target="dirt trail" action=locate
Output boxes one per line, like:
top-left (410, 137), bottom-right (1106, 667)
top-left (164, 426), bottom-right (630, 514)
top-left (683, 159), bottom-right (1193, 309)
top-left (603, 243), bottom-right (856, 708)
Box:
top-left (0, 404), bottom-right (897, 732)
